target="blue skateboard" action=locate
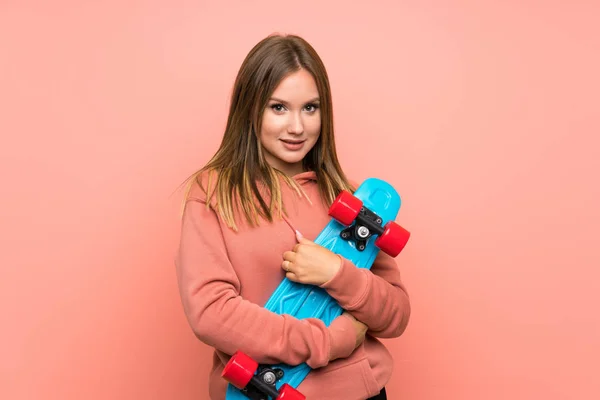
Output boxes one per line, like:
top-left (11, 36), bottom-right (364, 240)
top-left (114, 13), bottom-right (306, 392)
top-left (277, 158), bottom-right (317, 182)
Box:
top-left (222, 178), bottom-right (410, 400)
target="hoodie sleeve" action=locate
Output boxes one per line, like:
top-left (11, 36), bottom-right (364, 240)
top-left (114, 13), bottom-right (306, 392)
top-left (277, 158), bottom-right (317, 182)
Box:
top-left (175, 197), bottom-right (357, 368)
top-left (319, 248), bottom-right (411, 339)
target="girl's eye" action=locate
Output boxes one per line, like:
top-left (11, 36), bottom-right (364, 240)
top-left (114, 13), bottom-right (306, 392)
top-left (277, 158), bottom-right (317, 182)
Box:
top-left (271, 104), bottom-right (285, 112)
top-left (305, 103), bottom-right (319, 112)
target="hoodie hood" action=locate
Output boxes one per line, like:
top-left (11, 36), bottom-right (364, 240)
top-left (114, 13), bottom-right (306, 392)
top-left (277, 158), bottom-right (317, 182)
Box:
top-left (292, 170), bottom-right (318, 185)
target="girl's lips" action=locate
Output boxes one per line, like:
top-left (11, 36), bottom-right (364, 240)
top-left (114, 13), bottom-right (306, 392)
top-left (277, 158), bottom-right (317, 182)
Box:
top-left (280, 139), bottom-right (305, 144)
top-left (280, 139), bottom-right (306, 151)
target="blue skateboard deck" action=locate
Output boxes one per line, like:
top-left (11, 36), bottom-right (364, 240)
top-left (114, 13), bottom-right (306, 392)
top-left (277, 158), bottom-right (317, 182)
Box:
top-left (224, 177), bottom-right (408, 400)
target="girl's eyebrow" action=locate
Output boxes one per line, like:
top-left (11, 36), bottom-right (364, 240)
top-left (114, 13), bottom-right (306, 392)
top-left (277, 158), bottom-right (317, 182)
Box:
top-left (269, 97), bottom-right (320, 105)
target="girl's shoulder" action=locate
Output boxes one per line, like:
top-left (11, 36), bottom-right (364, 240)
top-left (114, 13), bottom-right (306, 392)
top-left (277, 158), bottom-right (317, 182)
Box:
top-left (347, 177), bottom-right (360, 190)
top-left (185, 168), bottom-right (220, 207)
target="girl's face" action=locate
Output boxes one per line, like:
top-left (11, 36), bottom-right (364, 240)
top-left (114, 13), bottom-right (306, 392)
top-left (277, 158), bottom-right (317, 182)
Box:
top-left (259, 68), bottom-right (321, 176)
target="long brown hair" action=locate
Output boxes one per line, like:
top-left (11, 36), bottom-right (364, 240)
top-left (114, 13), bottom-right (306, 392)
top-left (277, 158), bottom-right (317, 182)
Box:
top-left (182, 33), bottom-right (354, 231)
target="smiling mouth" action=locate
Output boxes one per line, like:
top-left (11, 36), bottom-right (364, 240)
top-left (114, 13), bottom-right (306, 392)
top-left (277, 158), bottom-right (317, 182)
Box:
top-left (280, 139), bottom-right (305, 144)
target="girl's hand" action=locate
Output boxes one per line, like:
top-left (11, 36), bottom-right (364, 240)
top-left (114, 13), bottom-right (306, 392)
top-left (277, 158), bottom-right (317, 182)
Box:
top-left (281, 230), bottom-right (342, 286)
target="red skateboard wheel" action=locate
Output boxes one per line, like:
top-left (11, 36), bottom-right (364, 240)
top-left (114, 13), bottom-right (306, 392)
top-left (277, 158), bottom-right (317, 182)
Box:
top-left (277, 383), bottom-right (306, 400)
top-left (221, 350), bottom-right (258, 389)
top-left (329, 190), bottom-right (362, 226)
top-left (374, 221), bottom-right (410, 257)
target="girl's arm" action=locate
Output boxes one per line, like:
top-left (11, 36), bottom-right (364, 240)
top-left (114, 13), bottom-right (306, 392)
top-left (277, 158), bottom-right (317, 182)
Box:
top-left (319, 252), bottom-right (411, 338)
top-left (175, 198), bottom-right (357, 368)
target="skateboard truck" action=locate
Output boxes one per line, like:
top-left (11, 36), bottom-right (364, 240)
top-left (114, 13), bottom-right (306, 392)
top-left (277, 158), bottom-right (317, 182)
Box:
top-left (240, 366), bottom-right (284, 400)
top-left (222, 350), bottom-right (305, 400)
top-left (339, 205), bottom-right (384, 252)
top-left (329, 190), bottom-right (410, 257)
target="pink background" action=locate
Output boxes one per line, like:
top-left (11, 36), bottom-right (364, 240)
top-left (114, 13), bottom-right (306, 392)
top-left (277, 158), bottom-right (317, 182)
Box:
top-left (1, 1), bottom-right (599, 399)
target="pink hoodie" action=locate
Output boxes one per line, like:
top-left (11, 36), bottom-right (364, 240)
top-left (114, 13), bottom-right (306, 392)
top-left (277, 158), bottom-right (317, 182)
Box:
top-left (175, 171), bottom-right (411, 399)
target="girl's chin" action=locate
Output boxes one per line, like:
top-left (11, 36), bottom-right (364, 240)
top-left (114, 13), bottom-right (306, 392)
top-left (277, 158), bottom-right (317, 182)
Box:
top-left (262, 145), bottom-right (311, 172)
top-left (274, 150), bottom-right (306, 164)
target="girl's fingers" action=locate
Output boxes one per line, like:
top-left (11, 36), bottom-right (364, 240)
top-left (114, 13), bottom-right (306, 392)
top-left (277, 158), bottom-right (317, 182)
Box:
top-left (282, 260), bottom-right (293, 272)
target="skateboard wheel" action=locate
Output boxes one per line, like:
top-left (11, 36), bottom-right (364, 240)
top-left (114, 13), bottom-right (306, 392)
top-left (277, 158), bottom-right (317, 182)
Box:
top-left (329, 190), bottom-right (362, 226)
top-left (221, 350), bottom-right (258, 389)
top-left (374, 221), bottom-right (410, 257)
top-left (277, 383), bottom-right (306, 400)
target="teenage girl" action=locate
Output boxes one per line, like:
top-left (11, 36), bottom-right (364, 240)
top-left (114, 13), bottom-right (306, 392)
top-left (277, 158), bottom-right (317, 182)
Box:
top-left (176, 33), bottom-right (411, 400)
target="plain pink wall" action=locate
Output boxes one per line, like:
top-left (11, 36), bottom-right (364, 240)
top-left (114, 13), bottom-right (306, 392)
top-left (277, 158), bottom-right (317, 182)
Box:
top-left (1, 1), bottom-right (599, 399)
